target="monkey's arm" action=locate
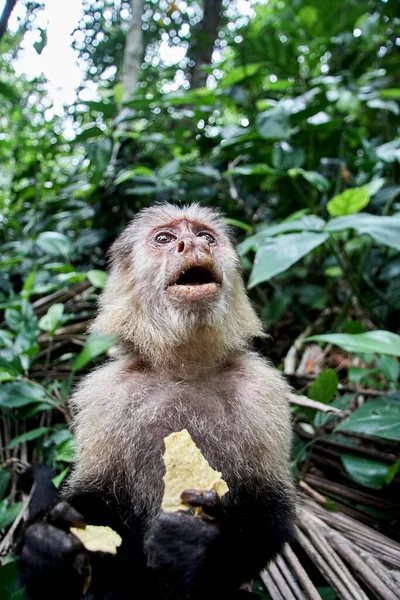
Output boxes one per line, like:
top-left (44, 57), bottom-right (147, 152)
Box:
top-left (145, 483), bottom-right (295, 596)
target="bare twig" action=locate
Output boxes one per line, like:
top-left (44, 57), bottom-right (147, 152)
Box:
top-left (289, 393), bottom-right (343, 414)
top-left (0, 481), bottom-right (36, 554)
top-left (283, 544), bottom-right (323, 600)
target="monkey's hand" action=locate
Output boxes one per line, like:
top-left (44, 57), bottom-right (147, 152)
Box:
top-left (145, 489), bottom-right (223, 595)
top-left (18, 501), bottom-right (90, 600)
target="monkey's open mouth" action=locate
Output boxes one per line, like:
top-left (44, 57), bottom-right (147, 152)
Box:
top-left (174, 266), bottom-right (218, 286)
top-left (167, 266), bottom-right (221, 299)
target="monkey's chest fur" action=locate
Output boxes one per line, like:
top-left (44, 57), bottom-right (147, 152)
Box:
top-left (66, 355), bottom-right (290, 527)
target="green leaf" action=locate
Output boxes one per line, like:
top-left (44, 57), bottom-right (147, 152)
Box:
top-left (272, 143), bottom-right (305, 170)
top-left (114, 82), bottom-right (125, 105)
top-left (248, 232), bottom-right (328, 287)
top-left (74, 125), bottom-right (104, 143)
top-left (380, 89), bottom-right (400, 99)
top-left (297, 5), bottom-right (319, 27)
top-left (22, 271), bottom-right (37, 295)
top-left (224, 218), bottom-right (252, 232)
top-left (325, 213), bottom-right (400, 251)
top-left (221, 63), bottom-right (262, 88)
top-left (0, 470), bottom-right (11, 500)
top-left (327, 188), bottom-right (370, 217)
top-left (0, 368), bottom-right (17, 382)
top-left (306, 331), bottom-right (400, 357)
top-left (0, 381), bottom-right (47, 408)
top-left (325, 266), bottom-right (342, 278)
top-left (0, 500), bottom-right (23, 530)
top-left (158, 159), bottom-right (179, 180)
top-left (87, 270), bottom-right (108, 289)
top-left (0, 381), bottom-right (48, 408)
top-left (341, 454), bottom-right (389, 489)
top-left (0, 81), bottom-right (18, 101)
top-left (5, 308), bottom-right (22, 331)
top-left (56, 438), bottom-right (76, 463)
top-left (238, 216), bottom-right (326, 255)
top-left (84, 100), bottom-right (117, 118)
top-left (376, 355), bottom-right (399, 382)
top-left (289, 169), bottom-right (330, 192)
top-left (375, 138), bottom-right (400, 163)
top-left (308, 369), bottom-right (339, 404)
top-left (385, 459), bottom-right (400, 485)
top-left (335, 396), bottom-right (400, 441)
top-left (37, 232), bottom-right (72, 258)
top-left (256, 107), bottom-right (290, 139)
top-left (298, 284), bottom-right (328, 309)
top-left (38, 303), bottom-right (64, 335)
top-left (72, 334), bottom-right (114, 372)
top-left (8, 427), bottom-right (49, 449)
top-left (0, 558), bottom-right (27, 600)
top-left (52, 467), bottom-right (70, 488)
top-left (115, 166), bottom-right (154, 185)
top-left (186, 165), bottom-right (221, 180)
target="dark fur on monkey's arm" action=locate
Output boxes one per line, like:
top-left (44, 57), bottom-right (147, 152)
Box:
top-left (145, 483), bottom-right (295, 598)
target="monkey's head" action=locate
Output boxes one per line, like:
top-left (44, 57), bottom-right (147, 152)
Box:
top-left (92, 203), bottom-right (264, 369)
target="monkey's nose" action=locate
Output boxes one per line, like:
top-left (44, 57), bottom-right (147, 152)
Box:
top-left (177, 240), bottom-right (185, 253)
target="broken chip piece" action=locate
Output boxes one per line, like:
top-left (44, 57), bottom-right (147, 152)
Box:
top-left (70, 525), bottom-right (122, 555)
top-left (161, 428), bottom-right (229, 513)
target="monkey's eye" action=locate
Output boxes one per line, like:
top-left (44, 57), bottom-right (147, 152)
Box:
top-left (155, 232), bottom-right (175, 244)
top-left (197, 232), bottom-right (215, 244)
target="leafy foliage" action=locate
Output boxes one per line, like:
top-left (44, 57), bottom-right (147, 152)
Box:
top-left (0, 0), bottom-right (399, 594)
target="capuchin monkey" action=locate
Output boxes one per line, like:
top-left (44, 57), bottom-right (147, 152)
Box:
top-left (18, 203), bottom-right (296, 600)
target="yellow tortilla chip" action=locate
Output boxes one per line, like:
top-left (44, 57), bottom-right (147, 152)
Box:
top-left (162, 429), bottom-right (229, 513)
top-left (70, 525), bottom-right (122, 555)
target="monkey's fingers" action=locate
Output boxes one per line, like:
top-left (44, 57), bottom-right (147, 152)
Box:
top-left (47, 501), bottom-right (86, 531)
top-left (180, 489), bottom-right (223, 518)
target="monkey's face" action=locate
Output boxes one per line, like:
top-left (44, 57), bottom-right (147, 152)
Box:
top-left (95, 204), bottom-right (263, 354)
top-left (144, 218), bottom-right (228, 313)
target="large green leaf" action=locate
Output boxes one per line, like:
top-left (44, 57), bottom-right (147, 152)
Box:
top-left (306, 330), bottom-right (400, 357)
top-left (325, 214), bottom-right (400, 251)
top-left (248, 232), bottom-right (328, 287)
top-left (341, 454), bottom-right (389, 489)
top-left (335, 397), bottom-right (400, 441)
top-left (238, 216), bottom-right (326, 255)
top-left (327, 187), bottom-right (370, 216)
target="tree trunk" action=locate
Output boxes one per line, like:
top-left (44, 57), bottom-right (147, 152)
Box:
top-left (189, 0), bottom-right (224, 89)
top-left (122, 0), bottom-right (144, 101)
top-left (0, 0), bottom-right (18, 41)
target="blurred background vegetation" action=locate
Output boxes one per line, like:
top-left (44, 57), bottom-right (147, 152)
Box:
top-left (0, 0), bottom-right (399, 598)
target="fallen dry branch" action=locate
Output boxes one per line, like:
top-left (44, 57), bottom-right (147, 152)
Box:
top-left (260, 496), bottom-right (400, 600)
